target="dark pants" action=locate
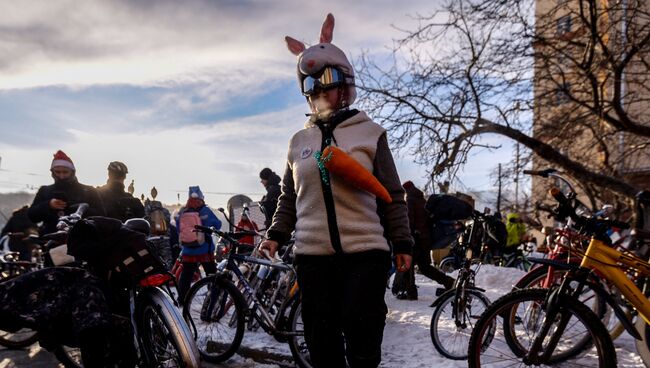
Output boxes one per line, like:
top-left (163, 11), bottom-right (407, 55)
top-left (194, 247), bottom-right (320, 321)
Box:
top-left (392, 245), bottom-right (454, 297)
top-left (177, 261), bottom-right (216, 303)
top-left (295, 250), bottom-right (391, 368)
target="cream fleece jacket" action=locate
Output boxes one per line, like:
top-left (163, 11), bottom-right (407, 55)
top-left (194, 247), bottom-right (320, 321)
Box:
top-left (268, 111), bottom-right (413, 256)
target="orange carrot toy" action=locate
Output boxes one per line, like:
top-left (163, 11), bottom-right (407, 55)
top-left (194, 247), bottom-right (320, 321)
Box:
top-left (319, 145), bottom-right (393, 203)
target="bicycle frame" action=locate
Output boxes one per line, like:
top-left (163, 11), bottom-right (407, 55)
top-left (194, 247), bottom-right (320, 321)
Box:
top-left (223, 252), bottom-right (299, 334)
top-left (578, 237), bottom-right (650, 325)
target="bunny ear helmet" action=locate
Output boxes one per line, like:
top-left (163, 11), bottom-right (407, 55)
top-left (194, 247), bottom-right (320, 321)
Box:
top-left (320, 13), bottom-right (334, 43)
top-left (285, 36), bottom-right (305, 56)
top-left (285, 13), bottom-right (357, 106)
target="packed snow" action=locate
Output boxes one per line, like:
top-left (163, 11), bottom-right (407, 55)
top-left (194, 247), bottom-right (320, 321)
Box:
top-left (224, 264), bottom-right (645, 367)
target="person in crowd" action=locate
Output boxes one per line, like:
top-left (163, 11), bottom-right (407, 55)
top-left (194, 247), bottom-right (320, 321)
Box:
top-left (28, 150), bottom-right (105, 235)
top-left (259, 167), bottom-right (282, 228)
top-left (392, 181), bottom-right (454, 300)
top-left (1, 205), bottom-right (38, 261)
top-left (505, 212), bottom-right (527, 253)
top-left (260, 14), bottom-right (413, 368)
top-left (174, 186), bottom-right (222, 302)
top-left (236, 208), bottom-right (259, 249)
top-left (97, 161), bottom-right (144, 222)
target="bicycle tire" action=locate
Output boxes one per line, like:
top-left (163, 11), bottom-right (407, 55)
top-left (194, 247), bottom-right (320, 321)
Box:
top-left (0, 328), bottom-right (39, 349)
top-left (635, 316), bottom-right (650, 367)
top-left (467, 288), bottom-right (616, 367)
top-left (288, 297), bottom-right (313, 368)
top-left (430, 288), bottom-right (491, 359)
top-left (514, 265), bottom-right (625, 341)
top-left (137, 287), bottom-right (201, 368)
top-left (183, 275), bottom-right (246, 363)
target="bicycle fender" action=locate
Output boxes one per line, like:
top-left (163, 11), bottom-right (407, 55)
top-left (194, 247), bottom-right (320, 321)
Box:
top-left (430, 289), bottom-right (456, 308)
top-left (587, 281), bottom-right (642, 340)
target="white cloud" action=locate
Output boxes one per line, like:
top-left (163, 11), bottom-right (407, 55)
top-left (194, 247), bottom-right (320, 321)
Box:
top-left (0, 0), bottom-right (438, 90)
top-left (0, 104), bottom-right (308, 207)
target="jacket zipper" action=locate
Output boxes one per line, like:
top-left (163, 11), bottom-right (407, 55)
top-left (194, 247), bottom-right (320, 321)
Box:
top-left (318, 122), bottom-right (343, 254)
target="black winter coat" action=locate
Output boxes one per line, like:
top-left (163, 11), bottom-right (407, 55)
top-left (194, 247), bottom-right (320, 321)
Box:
top-left (261, 172), bottom-right (282, 228)
top-left (1, 207), bottom-right (38, 250)
top-left (404, 184), bottom-right (432, 250)
top-left (28, 178), bottom-right (105, 235)
top-left (97, 182), bottom-right (145, 222)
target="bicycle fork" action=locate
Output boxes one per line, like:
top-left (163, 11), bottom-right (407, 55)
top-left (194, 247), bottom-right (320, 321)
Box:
top-left (523, 270), bottom-right (588, 365)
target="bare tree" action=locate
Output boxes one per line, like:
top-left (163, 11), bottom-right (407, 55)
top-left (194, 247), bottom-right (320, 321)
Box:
top-left (357, 0), bottom-right (650, 200)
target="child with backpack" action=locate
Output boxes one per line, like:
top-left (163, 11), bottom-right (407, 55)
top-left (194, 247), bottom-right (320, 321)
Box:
top-left (174, 186), bottom-right (222, 302)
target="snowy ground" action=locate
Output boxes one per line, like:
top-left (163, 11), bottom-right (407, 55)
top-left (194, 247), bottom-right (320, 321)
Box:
top-left (223, 264), bottom-right (645, 367)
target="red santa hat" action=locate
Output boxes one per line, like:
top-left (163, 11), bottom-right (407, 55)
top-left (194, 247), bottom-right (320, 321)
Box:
top-left (51, 150), bottom-right (75, 171)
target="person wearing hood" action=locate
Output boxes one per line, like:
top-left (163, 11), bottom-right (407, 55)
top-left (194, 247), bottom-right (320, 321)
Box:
top-left (505, 212), bottom-right (527, 253)
top-left (392, 181), bottom-right (455, 300)
top-left (259, 167), bottom-right (282, 228)
top-left (260, 14), bottom-right (413, 368)
top-left (174, 186), bottom-right (222, 302)
top-left (97, 161), bottom-right (145, 223)
top-left (28, 150), bottom-right (105, 235)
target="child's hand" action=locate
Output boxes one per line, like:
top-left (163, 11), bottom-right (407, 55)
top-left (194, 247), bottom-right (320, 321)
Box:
top-left (395, 254), bottom-right (412, 272)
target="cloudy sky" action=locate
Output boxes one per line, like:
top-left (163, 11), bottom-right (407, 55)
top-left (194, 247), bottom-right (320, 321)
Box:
top-left (0, 0), bottom-right (516, 208)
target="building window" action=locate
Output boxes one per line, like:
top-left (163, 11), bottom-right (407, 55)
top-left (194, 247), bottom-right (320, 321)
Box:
top-left (555, 82), bottom-right (571, 105)
top-left (557, 15), bottom-right (572, 36)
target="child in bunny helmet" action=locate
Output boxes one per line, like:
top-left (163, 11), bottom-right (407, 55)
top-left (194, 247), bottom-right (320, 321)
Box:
top-left (259, 14), bottom-right (413, 368)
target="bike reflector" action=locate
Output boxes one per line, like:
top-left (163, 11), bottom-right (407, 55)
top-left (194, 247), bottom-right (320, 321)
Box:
top-left (139, 273), bottom-right (173, 287)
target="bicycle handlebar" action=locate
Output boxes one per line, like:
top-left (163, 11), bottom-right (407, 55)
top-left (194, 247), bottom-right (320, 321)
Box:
top-left (548, 188), bottom-right (630, 234)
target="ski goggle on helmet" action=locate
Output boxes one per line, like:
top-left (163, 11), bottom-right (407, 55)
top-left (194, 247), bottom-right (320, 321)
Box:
top-left (301, 66), bottom-right (351, 96)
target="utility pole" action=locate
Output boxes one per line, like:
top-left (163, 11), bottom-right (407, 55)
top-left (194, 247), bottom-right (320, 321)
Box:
top-left (497, 163), bottom-right (502, 213)
top-left (514, 143), bottom-right (520, 212)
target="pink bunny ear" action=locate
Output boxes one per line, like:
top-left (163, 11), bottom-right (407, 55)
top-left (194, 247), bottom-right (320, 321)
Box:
top-left (320, 13), bottom-right (335, 43)
top-left (285, 36), bottom-right (306, 56)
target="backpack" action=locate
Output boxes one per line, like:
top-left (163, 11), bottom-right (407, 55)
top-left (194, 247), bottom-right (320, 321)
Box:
top-left (178, 211), bottom-right (205, 246)
top-left (425, 194), bottom-right (474, 221)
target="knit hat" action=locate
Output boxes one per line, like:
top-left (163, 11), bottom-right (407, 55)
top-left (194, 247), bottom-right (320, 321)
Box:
top-left (188, 186), bottom-right (204, 200)
top-left (259, 168), bottom-right (273, 181)
top-left (51, 150), bottom-right (75, 171)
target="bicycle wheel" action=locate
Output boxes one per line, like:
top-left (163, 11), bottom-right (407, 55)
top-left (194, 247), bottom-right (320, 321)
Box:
top-left (635, 316), bottom-right (650, 367)
top-left (53, 345), bottom-right (83, 368)
top-left (430, 288), bottom-right (491, 360)
top-left (183, 275), bottom-right (246, 363)
top-left (514, 265), bottom-right (622, 340)
top-left (467, 288), bottom-right (616, 367)
top-left (137, 287), bottom-right (201, 368)
top-left (0, 328), bottom-right (38, 349)
top-left (288, 297), bottom-right (312, 368)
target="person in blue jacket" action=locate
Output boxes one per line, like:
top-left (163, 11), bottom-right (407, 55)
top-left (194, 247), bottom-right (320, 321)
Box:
top-left (174, 186), bottom-right (222, 302)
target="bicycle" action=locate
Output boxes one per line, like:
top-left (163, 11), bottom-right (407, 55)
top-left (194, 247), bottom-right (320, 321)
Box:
top-left (515, 169), bottom-right (630, 340)
top-left (467, 188), bottom-right (650, 367)
top-left (183, 225), bottom-right (310, 367)
top-left (0, 239), bottom-right (42, 349)
top-left (2, 205), bottom-right (201, 368)
top-left (430, 213), bottom-right (492, 360)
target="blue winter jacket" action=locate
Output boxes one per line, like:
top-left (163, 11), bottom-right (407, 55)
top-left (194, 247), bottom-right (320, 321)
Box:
top-left (175, 205), bottom-right (222, 256)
